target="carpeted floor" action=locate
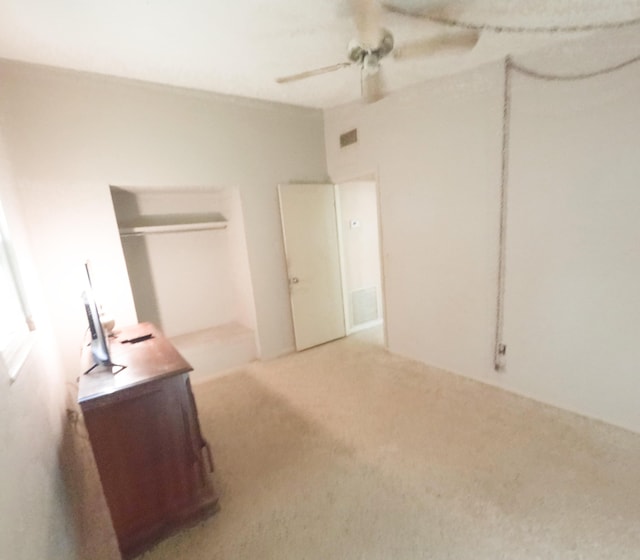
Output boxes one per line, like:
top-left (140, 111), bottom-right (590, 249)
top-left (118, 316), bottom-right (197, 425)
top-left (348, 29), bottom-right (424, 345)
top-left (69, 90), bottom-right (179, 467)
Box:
top-left (138, 328), bottom-right (640, 559)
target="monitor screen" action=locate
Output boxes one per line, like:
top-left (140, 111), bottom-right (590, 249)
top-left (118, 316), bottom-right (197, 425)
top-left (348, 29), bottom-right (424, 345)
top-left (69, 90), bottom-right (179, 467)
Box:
top-left (82, 261), bottom-right (112, 370)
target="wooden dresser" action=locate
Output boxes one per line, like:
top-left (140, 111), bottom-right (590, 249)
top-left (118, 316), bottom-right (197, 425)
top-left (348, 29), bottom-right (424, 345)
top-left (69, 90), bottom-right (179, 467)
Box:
top-left (78, 323), bottom-right (218, 559)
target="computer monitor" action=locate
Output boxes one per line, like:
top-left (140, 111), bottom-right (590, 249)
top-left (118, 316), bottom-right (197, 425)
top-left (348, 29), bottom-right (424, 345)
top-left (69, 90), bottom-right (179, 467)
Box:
top-left (82, 261), bottom-right (114, 373)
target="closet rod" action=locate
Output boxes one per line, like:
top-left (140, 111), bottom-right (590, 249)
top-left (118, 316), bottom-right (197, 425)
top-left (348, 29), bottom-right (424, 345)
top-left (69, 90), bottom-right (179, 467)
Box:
top-left (119, 222), bottom-right (228, 237)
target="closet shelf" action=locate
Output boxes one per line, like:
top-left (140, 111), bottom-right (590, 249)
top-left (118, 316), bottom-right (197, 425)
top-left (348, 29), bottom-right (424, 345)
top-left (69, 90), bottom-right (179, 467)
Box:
top-left (119, 213), bottom-right (228, 237)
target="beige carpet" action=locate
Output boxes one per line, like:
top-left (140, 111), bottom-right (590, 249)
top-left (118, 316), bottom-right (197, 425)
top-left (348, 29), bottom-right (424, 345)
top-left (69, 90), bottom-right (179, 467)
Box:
top-left (139, 328), bottom-right (640, 560)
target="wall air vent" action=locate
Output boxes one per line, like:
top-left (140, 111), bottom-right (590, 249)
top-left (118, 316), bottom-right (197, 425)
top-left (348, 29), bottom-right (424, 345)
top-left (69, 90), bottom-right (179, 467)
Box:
top-left (351, 286), bottom-right (378, 326)
top-left (340, 128), bottom-right (358, 148)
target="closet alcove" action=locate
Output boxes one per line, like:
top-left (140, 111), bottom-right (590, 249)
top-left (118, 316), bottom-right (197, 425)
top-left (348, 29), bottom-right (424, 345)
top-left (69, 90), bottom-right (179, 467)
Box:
top-left (110, 186), bottom-right (258, 381)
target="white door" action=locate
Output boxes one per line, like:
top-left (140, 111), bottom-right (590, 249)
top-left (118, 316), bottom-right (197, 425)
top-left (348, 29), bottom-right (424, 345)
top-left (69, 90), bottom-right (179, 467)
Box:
top-left (278, 183), bottom-right (346, 351)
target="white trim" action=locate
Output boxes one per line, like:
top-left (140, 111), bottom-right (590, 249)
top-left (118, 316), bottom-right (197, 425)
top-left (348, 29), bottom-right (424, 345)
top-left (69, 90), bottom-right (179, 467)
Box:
top-left (0, 330), bottom-right (36, 382)
top-left (348, 318), bottom-right (383, 335)
top-left (334, 184), bottom-right (352, 334)
top-left (0, 201), bottom-right (36, 381)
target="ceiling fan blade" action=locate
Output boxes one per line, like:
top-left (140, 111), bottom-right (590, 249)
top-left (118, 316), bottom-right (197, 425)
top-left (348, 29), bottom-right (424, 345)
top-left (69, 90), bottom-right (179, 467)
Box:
top-left (350, 0), bottom-right (383, 47)
top-left (361, 68), bottom-right (385, 103)
top-left (393, 30), bottom-right (479, 60)
top-left (381, 1), bottom-right (465, 23)
top-left (276, 62), bottom-right (353, 84)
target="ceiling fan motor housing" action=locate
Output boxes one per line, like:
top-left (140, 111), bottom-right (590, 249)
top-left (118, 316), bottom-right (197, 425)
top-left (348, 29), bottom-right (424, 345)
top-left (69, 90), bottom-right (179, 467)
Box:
top-left (347, 28), bottom-right (394, 64)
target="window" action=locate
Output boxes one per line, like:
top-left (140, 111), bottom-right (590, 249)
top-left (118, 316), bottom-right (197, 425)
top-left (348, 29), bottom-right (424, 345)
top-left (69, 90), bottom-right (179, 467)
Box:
top-left (0, 203), bottom-right (35, 380)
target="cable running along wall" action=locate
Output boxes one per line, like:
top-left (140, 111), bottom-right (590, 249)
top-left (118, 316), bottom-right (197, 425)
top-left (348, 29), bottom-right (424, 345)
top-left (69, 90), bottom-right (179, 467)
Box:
top-left (493, 52), bottom-right (640, 370)
top-left (383, 4), bottom-right (640, 34)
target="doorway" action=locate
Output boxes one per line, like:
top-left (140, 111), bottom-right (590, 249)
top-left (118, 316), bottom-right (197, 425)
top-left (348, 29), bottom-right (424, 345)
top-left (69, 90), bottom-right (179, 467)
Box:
top-left (278, 180), bottom-right (384, 351)
top-left (336, 180), bottom-right (384, 338)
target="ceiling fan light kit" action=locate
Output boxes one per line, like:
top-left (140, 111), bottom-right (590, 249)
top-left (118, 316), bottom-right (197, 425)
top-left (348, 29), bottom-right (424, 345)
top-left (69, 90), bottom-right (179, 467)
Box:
top-left (363, 53), bottom-right (381, 75)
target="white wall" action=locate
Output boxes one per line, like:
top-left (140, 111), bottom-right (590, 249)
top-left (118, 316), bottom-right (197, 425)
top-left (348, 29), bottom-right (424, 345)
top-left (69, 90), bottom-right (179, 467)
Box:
top-left (502, 44), bottom-right (640, 432)
top-left (326, 64), bottom-right (502, 381)
top-left (324, 28), bottom-right (640, 434)
top-left (225, 188), bottom-right (259, 332)
top-left (0, 130), bottom-right (103, 559)
top-left (0, 59), bottom-right (328, 372)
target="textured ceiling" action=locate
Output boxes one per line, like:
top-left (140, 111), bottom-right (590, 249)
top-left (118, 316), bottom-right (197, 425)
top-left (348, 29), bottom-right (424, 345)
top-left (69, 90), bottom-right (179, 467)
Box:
top-left (0, 0), bottom-right (639, 108)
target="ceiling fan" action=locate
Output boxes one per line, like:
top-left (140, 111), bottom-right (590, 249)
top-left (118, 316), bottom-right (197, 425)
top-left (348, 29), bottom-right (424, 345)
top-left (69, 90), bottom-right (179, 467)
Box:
top-left (275, 0), bottom-right (480, 103)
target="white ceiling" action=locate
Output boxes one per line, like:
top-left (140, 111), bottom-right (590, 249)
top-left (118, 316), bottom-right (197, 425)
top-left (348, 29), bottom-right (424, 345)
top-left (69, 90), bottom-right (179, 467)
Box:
top-left (1, 0), bottom-right (639, 108)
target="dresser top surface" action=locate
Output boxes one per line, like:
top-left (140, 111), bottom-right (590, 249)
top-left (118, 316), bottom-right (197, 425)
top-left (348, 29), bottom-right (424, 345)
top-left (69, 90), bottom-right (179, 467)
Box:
top-left (78, 322), bottom-right (192, 405)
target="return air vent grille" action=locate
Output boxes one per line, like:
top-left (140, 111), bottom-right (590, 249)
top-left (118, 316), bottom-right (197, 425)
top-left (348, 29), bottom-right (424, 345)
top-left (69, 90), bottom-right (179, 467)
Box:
top-left (340, 128), bottom-right (358, 148)
top-left (351, 286), bottom-right (378, 326)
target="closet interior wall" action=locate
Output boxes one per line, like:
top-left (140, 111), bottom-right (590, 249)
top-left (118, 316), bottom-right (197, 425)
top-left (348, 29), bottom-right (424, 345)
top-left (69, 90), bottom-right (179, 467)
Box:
top-left (110, 186), bottom-right (258, 378)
